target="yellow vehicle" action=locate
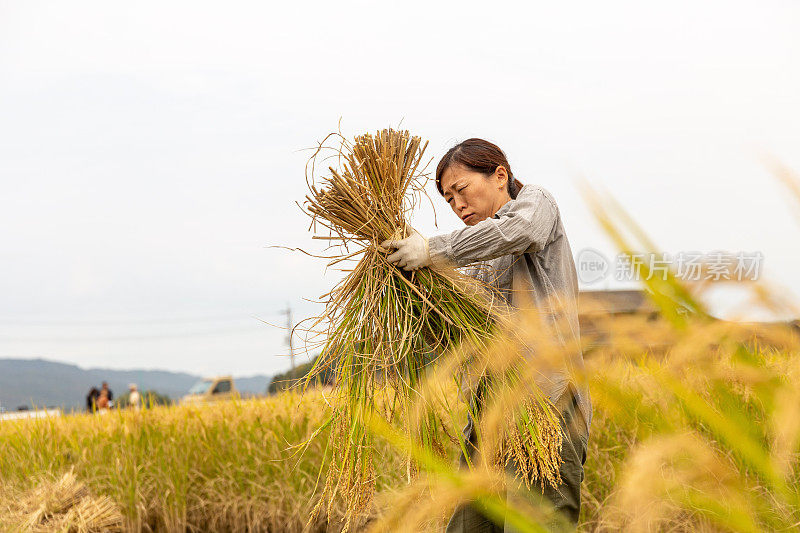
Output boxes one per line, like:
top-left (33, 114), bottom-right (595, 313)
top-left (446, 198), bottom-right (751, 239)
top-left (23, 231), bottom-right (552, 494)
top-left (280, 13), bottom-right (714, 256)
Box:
top-left (181, 375), bottom-right (238, 405)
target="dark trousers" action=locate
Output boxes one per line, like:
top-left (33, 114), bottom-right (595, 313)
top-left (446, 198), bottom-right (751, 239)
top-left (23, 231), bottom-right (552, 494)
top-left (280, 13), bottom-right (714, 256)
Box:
top-left (445, 386), bottom-right (588, 532)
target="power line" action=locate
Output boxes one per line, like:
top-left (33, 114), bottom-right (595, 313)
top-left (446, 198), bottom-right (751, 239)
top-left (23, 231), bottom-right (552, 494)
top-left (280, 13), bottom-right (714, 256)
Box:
top-left (0, 325), bottom-right (275, 342)
top-left (0, 311), bottom-right (287, 327)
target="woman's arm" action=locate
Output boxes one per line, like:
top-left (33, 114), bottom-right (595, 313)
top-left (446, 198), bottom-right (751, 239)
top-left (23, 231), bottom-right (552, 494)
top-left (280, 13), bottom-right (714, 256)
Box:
top-left (428, 185), bottom-right (559, 267)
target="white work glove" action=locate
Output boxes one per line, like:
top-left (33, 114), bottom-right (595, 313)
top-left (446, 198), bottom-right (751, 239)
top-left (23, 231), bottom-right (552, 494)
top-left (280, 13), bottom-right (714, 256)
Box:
top-left (381, 227), bottom-right (431, 271)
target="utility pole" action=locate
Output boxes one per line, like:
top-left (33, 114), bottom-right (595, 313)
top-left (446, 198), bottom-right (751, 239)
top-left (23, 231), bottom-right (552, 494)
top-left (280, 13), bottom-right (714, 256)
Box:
top-left (282, 304), bottom-right (295, 370)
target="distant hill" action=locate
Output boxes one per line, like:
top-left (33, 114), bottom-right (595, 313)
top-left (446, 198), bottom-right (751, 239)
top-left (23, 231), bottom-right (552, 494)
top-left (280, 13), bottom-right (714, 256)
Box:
top-left (0, 358), bottom-right (271, 412)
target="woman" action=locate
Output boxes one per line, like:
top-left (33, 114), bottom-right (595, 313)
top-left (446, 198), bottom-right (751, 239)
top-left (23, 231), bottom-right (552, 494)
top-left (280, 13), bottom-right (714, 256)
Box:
top-left (383, 138), bottom-right (592, 532)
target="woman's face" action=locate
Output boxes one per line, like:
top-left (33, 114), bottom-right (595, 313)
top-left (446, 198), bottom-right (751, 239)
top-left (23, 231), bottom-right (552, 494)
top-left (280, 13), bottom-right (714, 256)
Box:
top-left (440, 164), bottom-right (512, 226)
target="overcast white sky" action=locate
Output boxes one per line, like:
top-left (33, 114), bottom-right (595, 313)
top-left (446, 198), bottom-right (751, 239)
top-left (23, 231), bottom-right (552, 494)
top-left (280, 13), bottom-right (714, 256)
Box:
top-left (1, 1), bottom-right (799, 377)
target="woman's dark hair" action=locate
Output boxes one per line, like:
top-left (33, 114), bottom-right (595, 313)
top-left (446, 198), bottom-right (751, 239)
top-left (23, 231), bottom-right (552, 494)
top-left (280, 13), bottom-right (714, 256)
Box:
top-left (435, 138), bottom-right (523, 199)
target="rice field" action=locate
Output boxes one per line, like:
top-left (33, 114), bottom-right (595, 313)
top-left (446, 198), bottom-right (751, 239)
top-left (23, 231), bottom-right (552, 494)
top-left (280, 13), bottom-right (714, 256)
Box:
top-left (0, 391), bottom-right (407, 532)
top-left (2, 308), bottom-right (799, 532)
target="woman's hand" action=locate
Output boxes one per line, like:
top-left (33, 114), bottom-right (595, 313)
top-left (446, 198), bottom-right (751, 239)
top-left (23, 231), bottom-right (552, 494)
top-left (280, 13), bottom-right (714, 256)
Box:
top-left (381, 228), bottom-right (431, 270)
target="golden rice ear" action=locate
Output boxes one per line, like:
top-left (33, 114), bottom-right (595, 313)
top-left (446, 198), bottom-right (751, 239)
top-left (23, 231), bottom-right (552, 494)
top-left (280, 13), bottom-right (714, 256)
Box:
top-left (606, 432), bottom-right (749, 531)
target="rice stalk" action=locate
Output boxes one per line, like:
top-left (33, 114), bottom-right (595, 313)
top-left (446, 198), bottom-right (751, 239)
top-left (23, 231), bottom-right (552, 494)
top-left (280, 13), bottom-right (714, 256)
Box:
top-left (298, 127), bottom-right (563, 531)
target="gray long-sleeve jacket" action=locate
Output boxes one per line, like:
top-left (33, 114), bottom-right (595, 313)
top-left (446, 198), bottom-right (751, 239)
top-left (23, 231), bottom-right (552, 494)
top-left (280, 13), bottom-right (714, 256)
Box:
top-left (428, 183), bottom-right (592, 434)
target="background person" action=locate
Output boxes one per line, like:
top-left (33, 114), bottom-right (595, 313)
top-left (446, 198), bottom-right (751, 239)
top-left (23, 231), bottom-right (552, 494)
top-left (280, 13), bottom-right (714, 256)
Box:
top-left (128, 383), bottom-right (141, 411)
top-left (101, 381), bottom-right (114, 408)
top-left (86, 386), bottom-right (100, 413)
top-left (96, 389), bottom-right (110, 412)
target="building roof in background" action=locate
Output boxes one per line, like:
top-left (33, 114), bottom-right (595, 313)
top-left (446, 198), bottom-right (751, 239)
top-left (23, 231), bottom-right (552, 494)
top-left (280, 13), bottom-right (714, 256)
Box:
top-left (578, 289), bottom-right (658, 315)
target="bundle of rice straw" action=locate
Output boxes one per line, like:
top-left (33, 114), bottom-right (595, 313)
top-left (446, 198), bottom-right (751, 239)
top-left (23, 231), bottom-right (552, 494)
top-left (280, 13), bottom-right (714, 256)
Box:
top-left (11, 470), bottom-right (124, 533)
top-left (300, 128), bottom-right (562, 531)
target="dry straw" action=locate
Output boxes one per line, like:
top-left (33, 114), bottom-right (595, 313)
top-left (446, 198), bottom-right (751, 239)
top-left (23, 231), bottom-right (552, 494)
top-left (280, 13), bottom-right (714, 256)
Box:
top-left (10, 470), bottom-right (123, 533)
top-left (299, 127), bottom-right (563, 531)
